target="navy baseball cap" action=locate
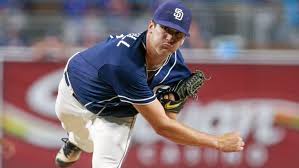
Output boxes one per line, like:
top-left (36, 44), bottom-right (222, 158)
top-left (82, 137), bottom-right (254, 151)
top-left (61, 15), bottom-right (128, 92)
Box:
top-left (153, 0), bottom-right (192, 36)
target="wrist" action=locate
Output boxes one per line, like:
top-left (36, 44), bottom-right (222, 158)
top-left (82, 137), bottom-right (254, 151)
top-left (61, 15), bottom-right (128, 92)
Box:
top-left (204, 135), bottom-right (219, 150)
top-left (212, 135), bottom-right (220, 150)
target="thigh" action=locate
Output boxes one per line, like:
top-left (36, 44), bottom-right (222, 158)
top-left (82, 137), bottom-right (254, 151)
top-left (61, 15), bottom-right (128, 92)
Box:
top-left (55, 78), bottom-right (94, 152)
top-left (55, 78), bottom-right (86, 131)
top-left (90, 116), bottom-right (135, 168)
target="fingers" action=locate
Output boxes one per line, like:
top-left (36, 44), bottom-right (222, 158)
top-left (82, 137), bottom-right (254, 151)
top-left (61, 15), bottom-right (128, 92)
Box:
top-left (239, 140), bottom-right (245, 150)
top-left (163, 93), bottom-right (175, 101)
top-left (235, 141), bottom-right (244, 151)
top-left (233, 135), bottom-right (244, 152)
top-left (163, 94), bottom-right (169, 99)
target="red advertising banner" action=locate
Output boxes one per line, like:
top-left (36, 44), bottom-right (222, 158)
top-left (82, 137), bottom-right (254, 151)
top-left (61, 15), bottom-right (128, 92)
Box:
top-left (3, 62), bottom-right (299, 168)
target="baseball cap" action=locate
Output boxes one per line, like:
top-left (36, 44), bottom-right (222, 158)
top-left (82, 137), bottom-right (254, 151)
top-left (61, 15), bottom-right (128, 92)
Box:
top-left (153, 0), bottom-right (192, 36)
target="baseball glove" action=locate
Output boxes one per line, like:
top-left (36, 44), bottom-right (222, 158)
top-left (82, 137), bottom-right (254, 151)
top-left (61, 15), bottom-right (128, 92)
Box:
top-left (157, 70), bottom-right (207, 113)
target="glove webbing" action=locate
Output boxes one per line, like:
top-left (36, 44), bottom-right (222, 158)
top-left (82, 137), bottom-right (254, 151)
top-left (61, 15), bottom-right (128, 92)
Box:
top-left (171, 70), bottom-right (206, 100)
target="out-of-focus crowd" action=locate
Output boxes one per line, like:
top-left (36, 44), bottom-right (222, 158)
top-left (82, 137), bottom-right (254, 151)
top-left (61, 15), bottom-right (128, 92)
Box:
top-left (0, 0), bottom-right (298, 61)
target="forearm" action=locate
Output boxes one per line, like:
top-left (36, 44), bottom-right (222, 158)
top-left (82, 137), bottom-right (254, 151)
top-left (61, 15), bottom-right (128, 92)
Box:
top-left (157, 118), bottom-right (218, 149)
top-left (135, 100), bottom-right (217, 148)
top-left (134, 100), bottom-right (244, 152)
top-left (163, 112), bottom-right (217, 148)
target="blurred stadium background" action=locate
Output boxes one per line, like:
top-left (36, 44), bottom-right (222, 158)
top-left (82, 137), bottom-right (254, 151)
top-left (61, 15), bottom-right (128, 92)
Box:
top-left (1, 0), bottom-right (299, 168)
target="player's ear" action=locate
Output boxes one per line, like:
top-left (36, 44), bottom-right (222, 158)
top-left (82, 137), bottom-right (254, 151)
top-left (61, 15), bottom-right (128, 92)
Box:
top-left (180, 38), bottom-right (185, 46)
top-left (148, 20), bottom-right (155, 31)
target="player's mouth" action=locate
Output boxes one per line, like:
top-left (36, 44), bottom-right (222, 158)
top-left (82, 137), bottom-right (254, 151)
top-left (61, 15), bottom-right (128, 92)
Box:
top-left (161, 43), bottom-right (173, 49)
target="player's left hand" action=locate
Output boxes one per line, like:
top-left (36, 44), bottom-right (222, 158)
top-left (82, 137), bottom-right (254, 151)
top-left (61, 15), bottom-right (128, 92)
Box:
top-left (158, 70), bottom-right (207, 113)
top-left (163, 93), bottom-right (175, 101)
top-left (159, 92), bottom-right (186, 113)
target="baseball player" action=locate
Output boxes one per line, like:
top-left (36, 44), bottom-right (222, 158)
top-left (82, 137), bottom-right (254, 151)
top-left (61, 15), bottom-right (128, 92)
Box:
top-left (55, 1), bottom-right (245, 168)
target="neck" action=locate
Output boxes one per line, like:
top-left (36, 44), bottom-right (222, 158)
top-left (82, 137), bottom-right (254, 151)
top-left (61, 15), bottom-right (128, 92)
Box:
top-left (145, 49), bottom-right (169, 71)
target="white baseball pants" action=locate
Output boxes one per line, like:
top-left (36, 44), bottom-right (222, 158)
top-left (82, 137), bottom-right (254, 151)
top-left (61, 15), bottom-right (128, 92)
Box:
top-left (55, 74), bottom-right (136, 168)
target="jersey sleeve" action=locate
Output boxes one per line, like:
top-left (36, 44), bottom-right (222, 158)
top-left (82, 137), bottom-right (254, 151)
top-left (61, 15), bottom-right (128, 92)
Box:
top-left (99, 64), bottom-right (156, 104)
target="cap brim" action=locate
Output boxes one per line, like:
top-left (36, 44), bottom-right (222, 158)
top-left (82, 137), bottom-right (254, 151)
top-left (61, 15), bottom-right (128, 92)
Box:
top-left (154, 19), bottom-right (190, 37)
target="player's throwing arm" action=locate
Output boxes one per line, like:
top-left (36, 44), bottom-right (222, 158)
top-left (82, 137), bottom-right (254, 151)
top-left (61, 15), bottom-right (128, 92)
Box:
top-left (135, 71), bottom-right (244, 152)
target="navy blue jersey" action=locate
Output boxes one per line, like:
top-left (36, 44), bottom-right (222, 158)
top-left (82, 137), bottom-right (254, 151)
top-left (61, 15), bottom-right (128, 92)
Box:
top-left (66, 31), bottom-right (191, 117)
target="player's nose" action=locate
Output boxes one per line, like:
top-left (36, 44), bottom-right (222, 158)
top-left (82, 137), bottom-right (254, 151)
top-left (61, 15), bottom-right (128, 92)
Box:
top-left (164, 33), bottom-right (175, 43)
top-left (165, 33), bottom-right (173, 41)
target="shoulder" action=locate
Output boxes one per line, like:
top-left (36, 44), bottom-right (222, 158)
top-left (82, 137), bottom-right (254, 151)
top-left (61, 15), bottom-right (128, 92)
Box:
top-left (108, 33), bottom-right (143, 47)
top-left (113, 32), bottom-right (146, 66)
top-left (91, 32), bottom-right (146, 67)
top-left (90, 32), bottom-right (144, 54)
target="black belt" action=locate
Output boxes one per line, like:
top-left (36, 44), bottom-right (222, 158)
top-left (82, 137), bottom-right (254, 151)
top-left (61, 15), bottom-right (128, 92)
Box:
top-left (64, 71), bottom-right (80, 102)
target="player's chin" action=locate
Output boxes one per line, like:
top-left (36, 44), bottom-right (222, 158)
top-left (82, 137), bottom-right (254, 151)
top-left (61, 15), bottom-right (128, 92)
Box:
top-left (158, 50), bottom-right (171, 57)
top-left (158, 47), bottom-right (175, 55)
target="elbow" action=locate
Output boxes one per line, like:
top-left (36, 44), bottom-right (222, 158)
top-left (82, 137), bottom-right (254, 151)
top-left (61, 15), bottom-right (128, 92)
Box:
top-left (153, 119), bottom-right (171, 136)
top-left (154, 126), bottom-right (165, 136)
